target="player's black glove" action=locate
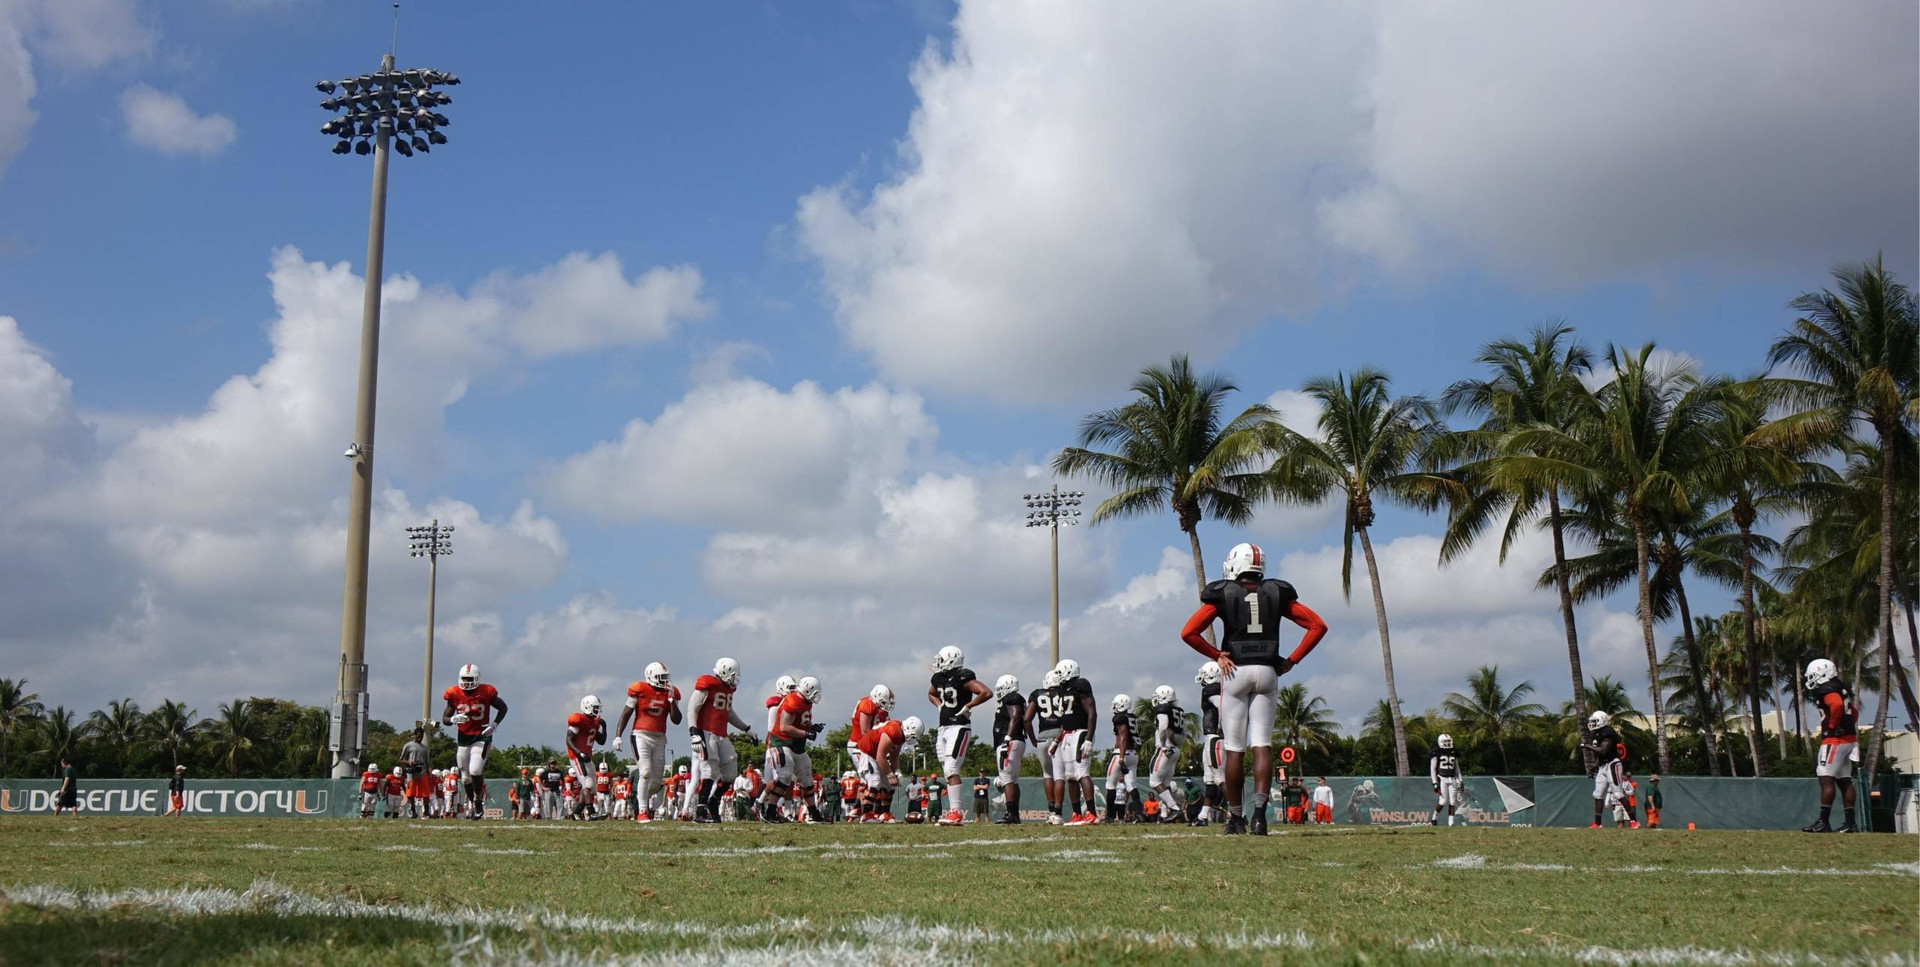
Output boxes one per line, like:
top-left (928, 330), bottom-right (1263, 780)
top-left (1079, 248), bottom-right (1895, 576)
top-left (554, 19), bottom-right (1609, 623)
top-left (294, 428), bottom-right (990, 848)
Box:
top-left (807, 723), bottom-right (825, 739)
top-left (1276, 657), bottom-right (1293, 674)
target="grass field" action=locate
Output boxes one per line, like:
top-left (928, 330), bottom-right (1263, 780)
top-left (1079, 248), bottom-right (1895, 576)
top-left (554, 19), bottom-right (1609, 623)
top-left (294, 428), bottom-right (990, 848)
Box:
top-left (0, 817), bottom-right (1914, 965)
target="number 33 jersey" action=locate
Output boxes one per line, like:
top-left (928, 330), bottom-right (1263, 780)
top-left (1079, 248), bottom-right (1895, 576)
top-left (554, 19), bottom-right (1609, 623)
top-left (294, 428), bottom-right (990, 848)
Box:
top-left (929, 667), bottom-right (979, 727)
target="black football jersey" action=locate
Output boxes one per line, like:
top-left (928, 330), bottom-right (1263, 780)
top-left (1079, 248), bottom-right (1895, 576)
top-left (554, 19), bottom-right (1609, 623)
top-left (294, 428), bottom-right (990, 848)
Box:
top-left (1058, 676), bottom-right (1095, 732)
top-left (1199, 578), bottom-right (1299, 666)
top-left (1030, 687), bottom-right (1062, 734)
top-left (1430, 749), bottom-right (1462, 779)
top-left (1153, 702), bottom-right (1184, 746)
top-left (1586, 725), bottom-right (1621, 765)
top-left (930, 667), bottom-right (979, 727)
top-left (1201, 682), bottom-right (1222, 736)
top-left (1111, 710), bottom-right (1132, 753)
top-left (994, 692), bottom-right (1027, 745)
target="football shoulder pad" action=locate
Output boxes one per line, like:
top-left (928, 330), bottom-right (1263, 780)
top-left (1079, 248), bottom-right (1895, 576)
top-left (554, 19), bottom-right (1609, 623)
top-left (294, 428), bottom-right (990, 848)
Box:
top-left (1262, 579), bottom-right (1299, 607)
top-left (1199, 579), bottom-right (1232, 607)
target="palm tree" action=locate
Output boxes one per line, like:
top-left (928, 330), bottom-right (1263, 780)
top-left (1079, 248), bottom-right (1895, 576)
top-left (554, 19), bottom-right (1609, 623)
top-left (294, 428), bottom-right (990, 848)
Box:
top-left (1762, 256), bottom-right (1917, 784)
top-left (0, 678), bottom-right (44, 778)
top-left (1435, 323), bottom-right (1600, 770)
top-left (38, 706), bottom-right (79, 775)
top-left (1054, 355), bottom-right (1280, 616)
top-left (1265, 368), bottom-right (1447, 776)
top-left (86, 698), bottom-right (144, 777)
top-left (1440, 666), bottom-right (1546, 773)
top-left (1272, 683), bottom-right (1340, 754)
top-left (1505, 344), bottom-right (1729, 774)
top-left (144, 700), bottom-right (199, 771)
top-left (208, 700), bottom-right (257, 775)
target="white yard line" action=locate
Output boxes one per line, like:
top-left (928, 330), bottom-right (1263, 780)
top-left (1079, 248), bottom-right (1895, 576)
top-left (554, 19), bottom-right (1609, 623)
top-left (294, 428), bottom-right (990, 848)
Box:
top-left (1428, 853), bottom-right (1919, 878)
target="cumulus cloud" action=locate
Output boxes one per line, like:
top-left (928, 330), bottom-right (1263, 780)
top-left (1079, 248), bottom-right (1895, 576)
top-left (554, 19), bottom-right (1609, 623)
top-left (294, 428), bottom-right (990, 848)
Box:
top-left (0, 0), bottom-right (153, 181)
top-left (545, 379), bottom-right (936, 531)
top-left (800, 0), bottom-right (1916, 402)
top-left (119, 85), bottom-right (236, 156)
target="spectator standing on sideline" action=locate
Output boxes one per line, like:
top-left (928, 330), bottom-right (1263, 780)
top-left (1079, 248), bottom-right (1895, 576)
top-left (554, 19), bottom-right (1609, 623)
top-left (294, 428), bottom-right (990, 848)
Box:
top-left (513, 769), bottom-right (534, 819)
top-left (53, 757), bottom-right (78, 817)
top-left (165, 765), bottom-right (186, 817)
top-left (906, 775), bottom-right (926, 822)
top-left (1645, 775), bottom-right (1662, 828)
top-left (540, 760), bottom-right (563, 821)
top-left (1312, 777), bottom-right (1334, 825)
top-left (400, 729), bottom-right (431, 818)
top-left (1620, 772), bottom-right (1640, 828)
top-left (972, 769), bottom-right (991, 823)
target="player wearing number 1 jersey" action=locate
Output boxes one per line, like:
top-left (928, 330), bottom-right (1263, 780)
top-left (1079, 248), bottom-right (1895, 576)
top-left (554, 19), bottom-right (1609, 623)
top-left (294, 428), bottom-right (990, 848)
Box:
top-left (927, 646), bottom-right (992, 827)
top-left (1181, 543), bottom-right (1327, 835)
top-left (440, 663), bottom-right (509, 820)
top-left (615, 662), bottom-right (682, 823)
top-left (688, 658), bottom-right (755, 823)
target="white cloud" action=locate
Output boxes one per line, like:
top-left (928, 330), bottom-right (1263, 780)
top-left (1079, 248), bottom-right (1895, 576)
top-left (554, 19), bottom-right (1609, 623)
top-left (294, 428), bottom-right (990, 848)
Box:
top-left (119, 85), bottom-right (235, 157)
top-left (800, 0), bottom-right (1916, 402)
top-left (477, 254), bottom-right (710, 359)
top-left (545, 379), bottom-right (936, 531)
top-left (0, 0), bottom-right (153, 182)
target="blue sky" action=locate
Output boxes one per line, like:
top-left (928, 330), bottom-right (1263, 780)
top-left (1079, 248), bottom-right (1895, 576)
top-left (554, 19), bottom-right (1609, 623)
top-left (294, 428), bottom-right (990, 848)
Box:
top-left (1, 0), bottom-right (1914, 748)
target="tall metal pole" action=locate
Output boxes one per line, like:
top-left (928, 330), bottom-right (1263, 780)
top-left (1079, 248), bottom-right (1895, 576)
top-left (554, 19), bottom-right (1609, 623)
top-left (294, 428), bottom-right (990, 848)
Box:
top-left (423, 548), bottom-right (436, 723)
top-left (407, 519), bottom-right (453, 728)
top-left (330, 52), bottom-right (395, 779)
top-left (1049, 485), bottom-right (1061, 669)
top-left (1024, 486), bottom-right (1081, 672)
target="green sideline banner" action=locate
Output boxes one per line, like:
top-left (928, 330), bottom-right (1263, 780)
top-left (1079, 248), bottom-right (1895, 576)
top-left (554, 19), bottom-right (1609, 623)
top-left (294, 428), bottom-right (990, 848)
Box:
top-left (0, 779), bottom-right (354, 817)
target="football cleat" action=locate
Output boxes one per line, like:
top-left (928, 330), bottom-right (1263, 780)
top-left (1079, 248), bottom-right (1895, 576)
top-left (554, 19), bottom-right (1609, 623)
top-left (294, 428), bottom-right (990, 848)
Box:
top-left (1628, 820), bottom-right (1640, 829)
top-left (1587, 822), bottom-right (1604, 828)
top-left (713, 657), bottom-right (740, 686)
top-left (1224, 815), bottom-right (1247, 835)
top-left (938, 810), bottom-right (964, 827)
top-left (932, 645), bottom-right (965, 673)
top-left (1801, 818), bottom-right (1832, 833)
top-left (1222, 542), bottom-right (1265, 580)
top-left (1249, 811), bottom-right (1268, 836)
top-left (1047, 813), bottom-right (1064, 826)
top-left (634, 810), bottom-right (652, 824)
top-left (644, 661), bottom-right (670, 688)
top-left (1836, 821), bottom-right (1859, 833)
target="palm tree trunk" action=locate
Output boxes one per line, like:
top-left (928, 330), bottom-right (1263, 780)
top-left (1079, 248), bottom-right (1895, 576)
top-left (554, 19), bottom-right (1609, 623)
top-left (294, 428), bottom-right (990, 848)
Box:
top-left (1670, 569), bottom-right (1720, 775)
top-left (1737, 521), bottom-right (1768, 776)
top-left (1356, 526), bottom-right (1410, 776)
top-left (1184, 525), bottom-right (1216, 646)
top-left (1865, 434), bottom-right (1896, 785)
top-left (1791, 656), bottom-right (1807, 753)
top-left (1773, 688), bottom-right (1788, 759)
top-left (1548, 492), bottom-right (1594, 774)
top-left (1631, 518), bottom-right (1671, 774)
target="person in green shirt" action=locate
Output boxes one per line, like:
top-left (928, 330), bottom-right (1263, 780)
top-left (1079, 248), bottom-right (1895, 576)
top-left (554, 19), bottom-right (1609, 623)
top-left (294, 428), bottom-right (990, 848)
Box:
top-left (54, 757), bottom-right (78, 817)
top-left (1645, 774), bottom-right (1663, 828)
top-left (513, 770), bottom-right (535, 820)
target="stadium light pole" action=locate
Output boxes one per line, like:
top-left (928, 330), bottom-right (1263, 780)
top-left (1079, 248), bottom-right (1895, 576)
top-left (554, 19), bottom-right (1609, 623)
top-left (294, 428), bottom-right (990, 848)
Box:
top-left (406, 520), bottom-right (454, 726)
top-left (316, 56), bottom-right (461, 778)
top-left (1023, 485), bottom-right (1083, 668)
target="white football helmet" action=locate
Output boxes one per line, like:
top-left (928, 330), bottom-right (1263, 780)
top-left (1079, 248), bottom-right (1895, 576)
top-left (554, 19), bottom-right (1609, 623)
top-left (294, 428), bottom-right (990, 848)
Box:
top-left (581, 695), bottom-right (602, 716)
top-left (901, 716), bottom-right (924, 740)
top-left (392, 766), bottom-right (402, 775)
top-left (366, 763), bottom-right (378, 773)
top-left (1111, 694), bottom-right (1132, 714)
top-left (644, 661), bottom-right (670, 688)
top-left (843, 770), bottom-right (855, 780)
top-left (458, 663), bottom-right (480, 691)
top-left (798, 676), bottom-right (822, 703)
top-left (1054, 658), bottom-right (1080, 681)
top-left (774, 674), bottom-right (798, 696)
top-left (1805, 658), bottom-right (1839, 689)
top-left (932, 645), bottom-right (965, 673)
top-left (713, 657), bottom-right (740, 686)
top-left (993, 675), bottom-right (1020, 700)
top-left (1043, 668), bottom-right (1064, 689)
top-left (1152, 685), bottom-right (1176, 705)
top-left (1437, 733), bottom-right (1454, 749)
top-left (677, 764), bottom-right (689, 775)
top-left (869, 684), bottom-right (896, 710)
top-left (1223, 542), bottom-right (1265, 580)
top-left (1586, 710), bottom-right (1610, 730)
top-left (1196, 661), bottom-right (1222, 686)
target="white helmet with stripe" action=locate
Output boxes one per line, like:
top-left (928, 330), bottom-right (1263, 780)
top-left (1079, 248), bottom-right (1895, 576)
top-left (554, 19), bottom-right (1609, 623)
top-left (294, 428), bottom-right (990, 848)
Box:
top-left (1223, 542), bottom-right (1265, 580)
top-left (644, 661), bottom-right (670, 688)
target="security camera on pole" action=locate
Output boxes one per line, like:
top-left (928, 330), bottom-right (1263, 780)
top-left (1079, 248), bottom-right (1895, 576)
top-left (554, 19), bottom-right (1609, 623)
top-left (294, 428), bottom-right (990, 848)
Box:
top-left (314, 57), bottom-right (461, 778)
top-left (1023, 486), bottom-right (1083, 668)
top-left (406, 520), bottom-right (454, 726)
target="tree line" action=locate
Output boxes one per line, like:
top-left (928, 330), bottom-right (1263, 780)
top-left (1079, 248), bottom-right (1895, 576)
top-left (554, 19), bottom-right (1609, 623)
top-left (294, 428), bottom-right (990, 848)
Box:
top-left (1055, 256), bottom-right (1916, 783)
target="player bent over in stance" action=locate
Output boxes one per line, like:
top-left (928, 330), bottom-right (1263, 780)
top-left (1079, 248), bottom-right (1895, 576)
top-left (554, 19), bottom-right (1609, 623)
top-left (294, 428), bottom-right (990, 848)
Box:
top-left (1582, 710), bottom-right (1626, 828)
top-left (1803, 658), bottom-right (1861, 833)
top-left (1148, 685), bottom-right (1188, 823)
top-left (616, 661), bottom-right (683, 823)
top-left (1026, 669), bottom-right (1065, 823)
top-left (564, 696), bottom-right (608, 818)
top-left (766, 676), bottom-right (828, 823)
top-left (1104, 694), bottom-right (1140, 823)
top-left (1046, 659), bottom-right (1100, 825)
top-left (689, 657), bottom-right (756, 824)
top-left (991, 675), bottom-right (1027, 824)
top-left (441, 663), bottom-right (509, 820)
top-left (928, 646), bottom-right (993, 827)
top-left (1430, 733), bottom-right (1463, 826)
top-left (1180, 543), bottom-right (1328, 835)
top-left (850, 685), bottom-right (893, 821)
top-left (857, 715), bottom-right (924, 821)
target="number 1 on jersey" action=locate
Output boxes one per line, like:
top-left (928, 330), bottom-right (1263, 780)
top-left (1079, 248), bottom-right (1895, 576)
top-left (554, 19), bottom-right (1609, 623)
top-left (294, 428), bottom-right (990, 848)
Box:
top-left (1247, 594), bottom-right (1263, 634)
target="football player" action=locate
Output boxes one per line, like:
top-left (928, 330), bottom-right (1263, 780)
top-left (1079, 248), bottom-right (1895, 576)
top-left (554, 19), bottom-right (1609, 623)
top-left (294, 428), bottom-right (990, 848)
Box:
top-left (1047, 658), bottom-right (1099, 825)
top-left (757, 675), bottom-right (799, 820)
top-left (1148, 684), bottom-right (1187, 823)
top-left (615, 661), bottom-right (683, 823)
top-left (594, 762), bottom-right (614, 819)
top-left (1430, 733), bottom-right (1462, 827)
top-left (440, 663), bottom-right (509, 820)
top-left (1803, 658), bottom-right (1860, 833)
top-left (359, 762), bottom-right (381, 818)
top-left (1025, 669), bottom-right (1066, 823)
top-left (1180, 543), bottom-right (1328, 835)
top-left (688, 657), bottom-right (756, 823)
top-left (991, 674), bottom-right (1027, 824)
top-left (384, 766), bottom-right (406, 819)
top-left (564, 696), bottom-right (608, 811)
top-left (764, 676), bottom-right (826, 823)
top-left (840, 769), bottom-right (862, 822)
top-left (1104, 694), bottom-right (1139, 823)
top-left (928, 646), bottom-right (993, 826)
top-left (850, 685), bottom-right (893, 820)
top-left (857, 715), bottom-right (924, 821)
top-left (1582, 710), bottom-right (1625, 828)
top-left (1192, 661), bottom-right (1226, 826)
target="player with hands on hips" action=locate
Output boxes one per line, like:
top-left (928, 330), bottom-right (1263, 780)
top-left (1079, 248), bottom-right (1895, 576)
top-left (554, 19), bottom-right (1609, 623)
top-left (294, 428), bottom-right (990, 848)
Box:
top-left (688, 657), bottom-right (756, 824)
top-left (927, 646), bottom-right (993, 827)
top-left (441, 663), bottom-right (509, 820)
top-left (1180, 543), bottom-right (1328, 835)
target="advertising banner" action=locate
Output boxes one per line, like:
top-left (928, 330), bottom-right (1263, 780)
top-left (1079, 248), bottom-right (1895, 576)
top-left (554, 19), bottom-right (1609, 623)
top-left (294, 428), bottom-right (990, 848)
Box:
top-left (0, 780), bottom-right (352, 818)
